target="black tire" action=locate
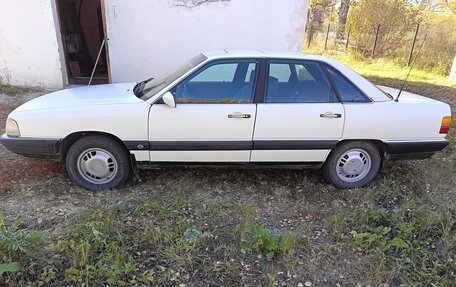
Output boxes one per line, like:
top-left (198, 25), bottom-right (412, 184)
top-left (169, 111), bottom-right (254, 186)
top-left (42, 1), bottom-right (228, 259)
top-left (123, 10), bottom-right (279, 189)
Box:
top-left (323, 141), bottom-right (381, 189)
top-left (65, 135), bottom-right (130, 191)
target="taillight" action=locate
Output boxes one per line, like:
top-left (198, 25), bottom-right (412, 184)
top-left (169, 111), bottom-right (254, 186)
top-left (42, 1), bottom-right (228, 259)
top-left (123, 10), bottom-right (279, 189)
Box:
top-left (440, 116), bottom-right (452, 134)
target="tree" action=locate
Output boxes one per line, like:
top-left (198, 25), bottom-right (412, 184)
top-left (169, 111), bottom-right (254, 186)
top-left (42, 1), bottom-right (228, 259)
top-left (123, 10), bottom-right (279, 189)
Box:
top-left (348, 0), bottom-right (418, 56)
top-left (336, 0), bottom-right (351, 39)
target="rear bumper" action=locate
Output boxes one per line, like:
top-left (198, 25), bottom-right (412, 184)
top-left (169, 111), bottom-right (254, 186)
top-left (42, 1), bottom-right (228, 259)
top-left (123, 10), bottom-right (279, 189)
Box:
top-left (386, 140), bottom-right (449, 160)
top-left (0, 134), bottom-right (61, 160)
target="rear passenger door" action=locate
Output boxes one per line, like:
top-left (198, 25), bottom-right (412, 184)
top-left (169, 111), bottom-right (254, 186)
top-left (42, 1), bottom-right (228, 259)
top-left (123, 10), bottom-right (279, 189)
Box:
top-left (251, 59), bottom-right (345, 163)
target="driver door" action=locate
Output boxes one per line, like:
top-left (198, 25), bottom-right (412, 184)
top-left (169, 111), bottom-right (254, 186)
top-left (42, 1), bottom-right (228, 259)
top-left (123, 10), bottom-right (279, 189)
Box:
top-left (148, 59), bottom-right (259, 162)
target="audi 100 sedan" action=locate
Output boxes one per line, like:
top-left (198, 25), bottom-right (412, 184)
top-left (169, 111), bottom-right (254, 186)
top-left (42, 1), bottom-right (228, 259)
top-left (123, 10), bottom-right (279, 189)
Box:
top-left (0, 51), bottom-right (452, 190)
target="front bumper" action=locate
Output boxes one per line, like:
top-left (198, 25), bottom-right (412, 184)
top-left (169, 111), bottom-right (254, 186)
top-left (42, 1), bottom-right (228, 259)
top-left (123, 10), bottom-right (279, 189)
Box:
top-left (386, 140), bottom-right (449, 160)
top-left (0, 134), bottom-right (61, 160)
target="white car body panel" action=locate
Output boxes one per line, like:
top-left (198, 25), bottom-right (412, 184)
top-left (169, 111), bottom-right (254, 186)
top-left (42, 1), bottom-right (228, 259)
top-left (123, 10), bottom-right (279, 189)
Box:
top-left (148, 104), bottom-right (256, 141)
top-left (343, 87), bottom-right (451, 141)
top-left (250, 150), bottom-right (330, 162)
top-left (15, 83), bottom-right (141, 112)
top-left (10, 83), bottom-right (151, 161)
top-left (252, 103), bottom-right (345, 162)
top-left (148, 104), bottom-right (256, 162)
top-left (150, 151), bottom-right (251, 162)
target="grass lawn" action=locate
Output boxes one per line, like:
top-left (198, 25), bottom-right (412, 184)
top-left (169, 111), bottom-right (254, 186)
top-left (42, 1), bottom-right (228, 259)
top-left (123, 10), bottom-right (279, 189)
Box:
top-left (0, 56), bottom-right (455, 286)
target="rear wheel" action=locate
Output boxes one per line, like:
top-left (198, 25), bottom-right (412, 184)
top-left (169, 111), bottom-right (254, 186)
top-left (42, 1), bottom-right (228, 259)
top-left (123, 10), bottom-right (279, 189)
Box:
top-left (66, 135), bottom-right (130, 190)
top-left (323, 141), bottom-right (381, 189)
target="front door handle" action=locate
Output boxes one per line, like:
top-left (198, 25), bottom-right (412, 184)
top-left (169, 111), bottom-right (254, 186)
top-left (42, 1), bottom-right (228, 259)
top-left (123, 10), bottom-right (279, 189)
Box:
top-left (320, 112), bottom-right (342, 118)
top-left (228, 113), bottom-right (251, 119)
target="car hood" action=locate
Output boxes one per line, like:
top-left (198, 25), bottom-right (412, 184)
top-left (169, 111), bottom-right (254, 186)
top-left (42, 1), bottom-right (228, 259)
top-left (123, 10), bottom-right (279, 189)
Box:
top-left (378, 86), bottom-right (442, 104)
top-left (14, 83), bottom-right (144, 112)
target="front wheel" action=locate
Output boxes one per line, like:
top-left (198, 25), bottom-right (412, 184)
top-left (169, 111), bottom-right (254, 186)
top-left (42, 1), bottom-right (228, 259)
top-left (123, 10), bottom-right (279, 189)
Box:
top-left (323, 141), bottom-right (381, 189)
top-left (66, 135), bottom-right (131, 191)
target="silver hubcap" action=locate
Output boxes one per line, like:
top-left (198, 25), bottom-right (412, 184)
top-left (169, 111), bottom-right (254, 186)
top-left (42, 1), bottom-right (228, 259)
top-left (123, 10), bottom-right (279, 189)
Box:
top-left (336, 149), bottom-right (372, 183)
top-left (77, 148), bottom-right (118, 184)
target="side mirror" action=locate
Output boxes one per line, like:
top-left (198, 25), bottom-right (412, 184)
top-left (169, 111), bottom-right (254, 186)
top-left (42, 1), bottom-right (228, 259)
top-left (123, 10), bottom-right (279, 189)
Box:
top-left (162, 91), bottom-right (176, 108)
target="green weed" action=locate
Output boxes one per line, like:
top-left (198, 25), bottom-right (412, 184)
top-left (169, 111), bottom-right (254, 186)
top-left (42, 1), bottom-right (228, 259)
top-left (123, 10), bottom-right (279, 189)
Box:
top-left (343, 201), bottom-right (456, 285)
top-left (0, 219), bottom-right (42, 260)
top-left (0, 219), bottom-right (42, 280)
top-left (59, 209), bottom-right (137, 286)
top-left (241, 219), bottom-right (296, 260)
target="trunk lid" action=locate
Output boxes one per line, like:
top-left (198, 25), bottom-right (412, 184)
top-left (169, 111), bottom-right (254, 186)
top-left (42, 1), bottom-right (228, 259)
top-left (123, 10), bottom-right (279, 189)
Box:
top-left (378, 86), bottom-right (442, 104)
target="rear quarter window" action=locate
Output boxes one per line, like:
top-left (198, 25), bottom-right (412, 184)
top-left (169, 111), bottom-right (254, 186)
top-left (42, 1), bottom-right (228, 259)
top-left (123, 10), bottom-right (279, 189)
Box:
top-left (326, 66), bottom-right (370, 103)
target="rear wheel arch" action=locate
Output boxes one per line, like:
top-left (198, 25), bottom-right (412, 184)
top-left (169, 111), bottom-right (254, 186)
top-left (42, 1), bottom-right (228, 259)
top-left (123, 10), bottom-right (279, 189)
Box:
top-left (328, 139), bottom-right (386, 166)
top-left (322, 139), bottom-right (385, 189)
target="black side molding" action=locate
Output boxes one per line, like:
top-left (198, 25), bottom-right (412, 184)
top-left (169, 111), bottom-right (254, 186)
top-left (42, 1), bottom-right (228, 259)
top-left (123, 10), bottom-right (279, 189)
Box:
top-left (136, 161), bottom-right (324, 169)
top-left (124, 140), bottom-right (339, 151)
top-left (253, 140), bottom-right (338, 150)
top-left (148, 141), bottom-right (253, 151)
top-left (124, 141), bottom-right (150, 151)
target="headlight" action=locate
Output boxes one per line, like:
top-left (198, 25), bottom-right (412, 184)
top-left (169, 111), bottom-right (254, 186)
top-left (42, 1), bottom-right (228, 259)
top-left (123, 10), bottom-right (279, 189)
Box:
top-left (6, 118), bottom-right (20, 137)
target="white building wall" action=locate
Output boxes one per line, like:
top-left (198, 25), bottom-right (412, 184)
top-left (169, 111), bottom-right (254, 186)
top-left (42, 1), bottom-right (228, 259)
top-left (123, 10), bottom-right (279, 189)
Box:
top-left (105, 0), bottom-right (309, 83)
top-left (0, 0), bottom-right (66, 88)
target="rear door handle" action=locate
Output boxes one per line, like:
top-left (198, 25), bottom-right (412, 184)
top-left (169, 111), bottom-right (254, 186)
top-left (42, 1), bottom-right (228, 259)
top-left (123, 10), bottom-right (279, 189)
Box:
top-left (228, 113), bottom-right (251, 119)
top-left (320, 113), bottom-right (342, 118)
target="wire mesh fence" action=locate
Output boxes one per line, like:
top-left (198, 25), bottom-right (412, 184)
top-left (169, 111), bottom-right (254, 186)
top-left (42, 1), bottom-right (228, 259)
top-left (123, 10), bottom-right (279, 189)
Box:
top-left (304, 22), bottom-right (455, 74)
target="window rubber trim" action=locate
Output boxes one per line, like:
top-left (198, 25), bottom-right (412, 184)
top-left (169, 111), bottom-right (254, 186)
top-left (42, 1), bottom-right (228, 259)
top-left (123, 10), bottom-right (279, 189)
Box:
top-left (253, 59), bottom-right (267, 104)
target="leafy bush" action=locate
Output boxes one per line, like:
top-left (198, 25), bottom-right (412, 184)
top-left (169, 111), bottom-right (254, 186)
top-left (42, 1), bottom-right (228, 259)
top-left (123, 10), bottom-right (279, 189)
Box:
top-left (0, 219), bottom-right (42, 280)
top-left (179, 228), bottom-right (211, 247)
top-left (0, 219), bottom-right (42, 259)
top-left (241, 219), bottom-right (295, 260)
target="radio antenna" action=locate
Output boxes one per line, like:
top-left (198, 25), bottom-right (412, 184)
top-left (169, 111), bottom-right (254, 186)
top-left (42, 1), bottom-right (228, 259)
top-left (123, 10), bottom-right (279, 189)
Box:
top-left (395, 34), bottom-right (427, 102)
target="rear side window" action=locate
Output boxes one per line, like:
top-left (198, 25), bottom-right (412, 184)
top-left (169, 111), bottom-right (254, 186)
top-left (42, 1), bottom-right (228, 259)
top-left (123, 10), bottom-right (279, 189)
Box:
top-left (266, 60), bottom-right (334, 103)
top-left (326, 66), bottom-right (370, 103)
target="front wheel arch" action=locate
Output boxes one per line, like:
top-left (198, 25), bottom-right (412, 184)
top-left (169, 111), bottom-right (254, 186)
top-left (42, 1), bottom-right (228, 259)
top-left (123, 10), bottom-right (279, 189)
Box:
top-left (61, 131), bottom-right (128, 162)
top-left (65, 134), bottom-right (131, 190)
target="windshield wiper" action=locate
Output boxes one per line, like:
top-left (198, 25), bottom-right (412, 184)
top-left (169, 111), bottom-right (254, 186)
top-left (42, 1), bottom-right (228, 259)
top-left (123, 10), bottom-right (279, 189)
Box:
top-left (133, 77), bottom-right (154, 97)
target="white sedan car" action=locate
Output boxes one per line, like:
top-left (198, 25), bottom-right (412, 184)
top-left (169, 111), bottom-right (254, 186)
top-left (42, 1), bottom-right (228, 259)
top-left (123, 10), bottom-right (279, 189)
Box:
top-left (1, 51), bottom-right (452, 190)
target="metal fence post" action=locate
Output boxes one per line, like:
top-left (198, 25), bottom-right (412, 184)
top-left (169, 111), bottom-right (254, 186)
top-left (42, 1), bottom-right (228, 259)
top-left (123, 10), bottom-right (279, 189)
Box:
top-left (307, 23), bottom-right (313, 49)
top-left (345, 28), bottom-right (350, 49)
top-left (371, 24), bottom-right (380, 57)
top-left (408, 23), bottom-right (420, 66)
top-left (324, 23), bottom-right (331, 50)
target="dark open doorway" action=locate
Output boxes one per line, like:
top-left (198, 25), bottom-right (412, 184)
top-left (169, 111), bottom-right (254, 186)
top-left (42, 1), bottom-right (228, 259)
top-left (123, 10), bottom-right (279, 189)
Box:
top-left (56, 0), bottom-right (109, 85)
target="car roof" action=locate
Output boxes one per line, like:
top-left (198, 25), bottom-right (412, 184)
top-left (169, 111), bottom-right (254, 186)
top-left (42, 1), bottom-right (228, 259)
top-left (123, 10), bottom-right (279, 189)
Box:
top-left (202, 50), bottom-right (328, 61)
top-left (201, 50), bottom-right (391, 102)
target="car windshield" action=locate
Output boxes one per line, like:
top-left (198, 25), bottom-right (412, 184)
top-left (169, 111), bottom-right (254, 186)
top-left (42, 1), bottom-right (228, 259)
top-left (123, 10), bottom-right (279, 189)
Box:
top-left (134, 54), bottom-right (207, 100)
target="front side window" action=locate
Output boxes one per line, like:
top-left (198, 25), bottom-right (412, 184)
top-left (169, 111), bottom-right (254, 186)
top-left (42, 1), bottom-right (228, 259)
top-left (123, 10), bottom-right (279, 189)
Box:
top-left (173, 60), bottom-right (258, 104)
top-left (326, 66), bottom-right (370, 103)
top-left (266, 60), bottom-right (333, 103)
